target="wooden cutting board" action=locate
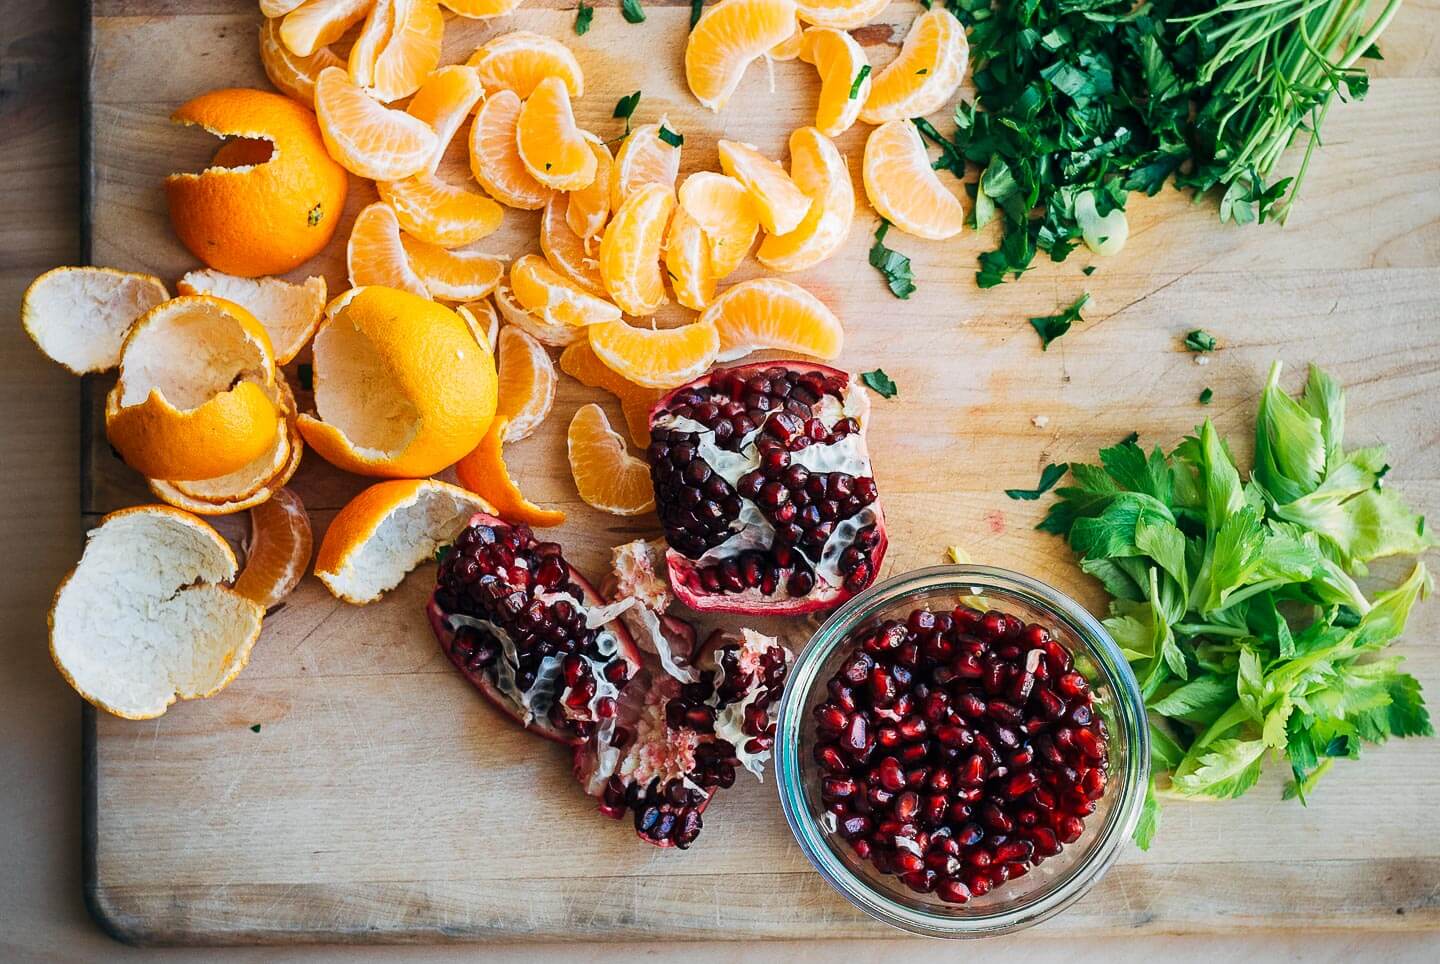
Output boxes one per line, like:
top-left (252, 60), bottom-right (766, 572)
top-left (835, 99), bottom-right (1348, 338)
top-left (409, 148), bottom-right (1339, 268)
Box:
top-left (82, 0), bottom-right (1440, 944)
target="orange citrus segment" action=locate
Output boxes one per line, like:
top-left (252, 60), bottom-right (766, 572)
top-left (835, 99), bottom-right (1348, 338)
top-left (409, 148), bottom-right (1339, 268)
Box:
top-left (541, 192), bottom-right (606, 296)
top-left (685, 0), bottom-right (799, 111)
top-left (588, 319), bottom-right (720, 390)
top-left (863, 118), bottom-right (966, 240)
top-left (611, 120), bottom-right (681, 211)
top-left (716, 138), bottom-right (812, 235)
top-left (558, 341), bottom-right (664, 448)
top-left (511, 253), bottom-right (621, 328)
top-left (262, 0), bottom-right (309, 16)
top-left (233, 487), bottom-right (314, 608)
top-left (858, 7), bottom-right (969, 125)
top-left (756, 126), bottom-right (855, 272)
top-left (467, 30), bottom-right (584, 98)
top-left (298, 287), bottom-right (496, 478)
top-left (468, 89), bottom-right (553, 210)
top-left (495, 325), bottom-right (557, 441)
top-left (315, 66), bottom-right (437, 180)
top-left (795, 0), bottom-right (890, 29)
top-left (21, 266), bottom-right (169, 375)
top-left (567, 403), bottom-right (655, 516)
top-left (176, 269), bottom-right (327, 365)
top-left (441, 0), bottom-right (525, 17)
top-left (315, 479), bottom-right (495, 603)
top-left (599, 183), bottom-right (674, 317)
top-left (406, 64), bottom-right (485, 173)
top-left (457, 298), bottom-right (499, 351)
top-left (676, 171), bottom-right (758, 278)
top-left (347, 201), bottom-right (431, 298)
top-left (769, 21), bottom-right (805, 60)
top-left (516, 76), bottom-right (598, 191)
top-left (567, 136), bottom-right (613, 239)
top-left (281, 0), bottom-right (372, 57)
top-left (700, 277), bottom-right (844, 362)
top-left (259, 17), bottom-right (344, 107)
top-left (664, 206), bottom-right (715, 311)
top-left (455, 416), bottom-right (567, 527)
top-left (492, 284), bottom-right (585, 347)
top-left (400, 234), bottom-right (506, 302)
top-left (367, 0), bottom-right (444, 102)
top-left (348, 0), bottom-right (393, 89)
top-left (377, 173), bottom-right (503, 247)
top-left (799, 26), bottom-right (869, 137)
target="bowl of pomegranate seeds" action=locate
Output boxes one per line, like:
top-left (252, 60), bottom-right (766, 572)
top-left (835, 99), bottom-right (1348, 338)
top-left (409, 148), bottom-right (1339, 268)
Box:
top-left (774, 565), bottom-right (1148, 936)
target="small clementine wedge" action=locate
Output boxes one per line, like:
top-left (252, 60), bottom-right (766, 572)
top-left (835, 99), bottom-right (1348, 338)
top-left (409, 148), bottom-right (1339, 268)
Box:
top-left (457, 298), bottom-right (499, 351)
top-left (611, 120), bottom-right (681, 211)
top-left (676, 171), bottom-right (758, 278)
top-left (316, 479), bottom-right (495, 604)
top-left (259, 17), bottom-right (343, 107)
top-left (492, 284), bottom-right (584, 347)
top-left (799, 26), bottom-right (869, 137)
top-left (281, 0), bottom-right (372, 58)
top-left (348, 202), bottom-right (431, 298)
top-left (378, 173), bottom-right (503, 247)
top-left (541, 192), bottom-right (606, 296)
top-left (599, 183), bottom-right (674, 316)
top-left (467, 30), bottom-right (584, 98)
top-left (686, 0), bottom-right (799, 111)
top-left (348, 0), bottom-right (393, 89)
top-left (568, 403), bottom-right (654, 516)
top-left (756, 126), bottom-right (854, 272)
top-left (588, 318), bottom-right (720, 390)
top-left (511, 253), bottom-right (620, 328)
top-left (700, 277), bottom-right (843, 361)
top-left (167, 88), bottom-right (348, 277)
top-left (233, 487), bottom-right (313, 609)
top-left (516, 76), bottom-right (598, 191)
top-left (495, 325), bottom-right (556, 441)
top-left (664, 206), bottom-right (714, 311)
top-left (367, 0), bottom-right (444, 103)
top-left (455, 416), bottom-right (567, 527)
top-left (298, 286), bottom-right (497, 478)
top-left (442, 0), bottom-right (526, 17)
top-left (405, 64), bottom-right (485, 173)
top-left (717, 139), bottom-right (812, 236)
top-left (858, 7), bottom-right (968, 125)
top-left (177, 269), bottom-right (326, 364)
top-left (769, 21), bottom-right (805, 60)
top-left (262, 0), bottom-right (308, 16)
top-left (400, 234), bottom-right (505, 302)
top-left (795, 0), bottom-right (889, 29)
top-left (22, 266), bottom-right (168, 375)
top-left (567, 136), bottom-right (613, 239)
top-left (469, 89), bottom-right (553, 210)
top-left (315, 66), bottom-right (437, 180)
top-left (558, 340), bottom-right (663, 447)
top-left (863, 118), bottom-right (966, 240)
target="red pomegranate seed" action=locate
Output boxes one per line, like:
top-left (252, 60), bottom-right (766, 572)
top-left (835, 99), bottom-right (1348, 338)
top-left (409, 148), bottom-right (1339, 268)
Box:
top-left (937, 879), bottom-right (971, 903)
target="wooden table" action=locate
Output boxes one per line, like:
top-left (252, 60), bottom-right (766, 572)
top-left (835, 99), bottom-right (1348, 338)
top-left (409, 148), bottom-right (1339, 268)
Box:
top-left (72, 0), bottom-right (1440, 946)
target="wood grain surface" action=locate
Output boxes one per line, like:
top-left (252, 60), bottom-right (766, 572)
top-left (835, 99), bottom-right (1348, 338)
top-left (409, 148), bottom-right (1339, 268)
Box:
top-left (83, 0), bottom-right (1440, 944)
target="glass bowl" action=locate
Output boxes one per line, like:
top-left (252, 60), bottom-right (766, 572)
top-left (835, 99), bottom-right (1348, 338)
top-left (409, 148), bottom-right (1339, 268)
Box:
top-left (774, 565), bottom-right (1148, 937)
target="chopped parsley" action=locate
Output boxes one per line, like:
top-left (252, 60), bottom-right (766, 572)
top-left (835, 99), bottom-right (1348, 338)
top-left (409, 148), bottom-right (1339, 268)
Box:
top-left (1005, 462), bottom-right (1067, 501)
top-left (620, 0), bottom-right (645, 23)
top-left (574, 2), bottom-right (593, 35)
top-left (435, 543), bottom-right (453, 564)
top-left (1028, 292), bottom-right (1090, 351)
top-left (613, 90), bottom-right (641, 137)
top-left (848, 64), bottom-right (871, 100)
top-left (690, 0), bottom-right (704, 28)
top-left (297, 363), bottom-right (313, 391)
top-left (657, 124), bottom-right (683, 148)
top-left (249, 724), bottom-right (262, 733)
top-left (1082, 265), bottom-right (1096, 276)
top-left (1199, 387), bottom-right (1214, 404)
top-left (1185, 329), bottom-right (1219, 352)
top-left (860, 369), bottom-right (898, 399)
top-left (868, 220), bottom-right (915, 299)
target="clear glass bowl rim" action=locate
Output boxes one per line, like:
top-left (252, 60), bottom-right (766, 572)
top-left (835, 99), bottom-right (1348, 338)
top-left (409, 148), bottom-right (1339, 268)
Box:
top-left (774, 564), bottom-right (1150, 938)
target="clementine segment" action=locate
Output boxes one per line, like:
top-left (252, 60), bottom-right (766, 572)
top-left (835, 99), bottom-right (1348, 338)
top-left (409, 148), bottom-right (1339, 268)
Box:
top-left (700, 277), bottom-right (844, 361)
top-left (233, 487), bottom-right (313, 609)
top-left (405, 64), bottom-right (485, 174)
top-left (799, 26), bottom-right (870, 137)
top-left (676, 171), bottom-right (758, 278)
top-left (588, 318), bottom-right (720, 390)
top-left (469, 88), bottom-right (552, 210)
top-left (467, 30), bottom-right (584, 98)
top-left (494, 325), bottom-right (557, 442)
top-left (377, 173), bottom-right (504, 247)
top-left (400, 234), bottom-right (505, 302)
top-left (281, 0), bottom-right (372, 58)
top-left (862, 118), bottom-right (966, 240)
top-left (567, 136), bottom-right (614, 239)
top-left (599, 183), bottom-right (674, 317)
top-left (567, 403), bottom-right (655, 516)
top-left (511, 253), bottom-right (621, 328)
top-left (258, 17), bottom-right (343, 107)
top-left (756, 126), bottom-right (854, 272)
top-left (541, 192), bottom-right (607, 296)
top-left (717, 138), bottom-right (812, 236)
top-left (611, 121), bottom-right (681, 211)
top-left (314, 66), bottom-right (438, 180)
top-left (858, 7), bottom-right (969, 125)
top-left (347, 202), bottom-right (431, 298)
top-left (558, 341), bottom-right (663, 447)
top-left (516, 76), bottom-right (598, 191)
top-left (686, 0), bottom-right (799, 111)
top-left (795, 0), bottom-right (890, 29)
top-left (664, 206), bottom-right (715, 311)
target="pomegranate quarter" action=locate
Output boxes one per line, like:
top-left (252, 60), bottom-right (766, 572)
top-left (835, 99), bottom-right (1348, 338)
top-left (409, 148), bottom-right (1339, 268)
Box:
top-left (646, 361), bottom-right (887, 615)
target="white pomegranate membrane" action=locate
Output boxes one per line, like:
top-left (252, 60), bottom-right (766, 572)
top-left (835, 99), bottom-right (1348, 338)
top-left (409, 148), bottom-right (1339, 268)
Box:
top-left (646, 362), bottom-right (888, 616)
top-left (812, 604), bottom-right (1110, 903)
top-left (431, 522), bottom-right (794, 849)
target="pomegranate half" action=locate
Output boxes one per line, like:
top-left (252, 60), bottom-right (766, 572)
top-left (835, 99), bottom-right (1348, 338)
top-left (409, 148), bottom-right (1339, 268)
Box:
top-left (646, 361), bottom-right (888, 615)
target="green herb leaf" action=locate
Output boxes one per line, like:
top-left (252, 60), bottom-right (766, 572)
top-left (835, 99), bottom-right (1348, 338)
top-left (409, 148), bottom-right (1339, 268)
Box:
top-left (1185, 329), bottom-right (1218, 352)
top-left (1005, 462), bottom-right (1068, 501)
top-left (1029, 292), bottom-right (1089, 350)
top-left (250, 724), bottom-right (262, 733)
top-left (575, 1), bottom-right (593, 35)
top-left (435, 543), bottom-right (453, 564)
top-left (297, 363), bottom-right (313, 392)
top-left (848, 64), bottom-right (871, 100)
top-left (657, 124), bottom-right (683, 148)
top-left (690, 0), bottom-right (704, 28)
top-left (860, 369), bottom-right (898, 399)
top-left (613, 90), bottom-right (641, 121)
top-left (1082, 265), bottom-right (1096, 276)
top-left (620, 0), bottom-right (645, 23)
top-left (1199, 387), bottom-right (1213, 405)
top-left (868, 221), bottom-right (915, 299)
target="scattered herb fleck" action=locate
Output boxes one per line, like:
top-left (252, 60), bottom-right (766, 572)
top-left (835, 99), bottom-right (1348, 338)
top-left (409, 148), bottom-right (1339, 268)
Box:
top-left (860, 369), bottom-right (898, 399)
top-left (1006, 462), bottom-right (1068, 501)
top-left (621, 0), bottom-right (645, 23)
top-left (848, 64), bottom-right (871, 100)
top-left (690, 0), bottom-right (704, 29)
top-left (297, 363), bottom-right (313, 391)
top-left (306, 203), bottom-right (323, 227)
top-left (1082, 265), bottom-right (1096, 276)
top-left (435, 543), bottom-right (453, 564)
top-left (1199, 387), bottom-right (1213, 404)
top-left (916, 68), bottom-right (928, 75)
top-left (1029, 292), bottom-right (1090, 351)
top-left (1185, 329), bottom-right (1218, 352)
top-left (1118, 431), bottom-right (1139, 447)
top-left (613, 90), bottom-right (641, 137)
top-left (868, 220), bottom-right (915, 299)
top-left (657, 124), bottom-right (683, 148)
top-left (575, 2), bottom-right (593, 35)
top-left (250, 724), bottom-right (262, 733)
